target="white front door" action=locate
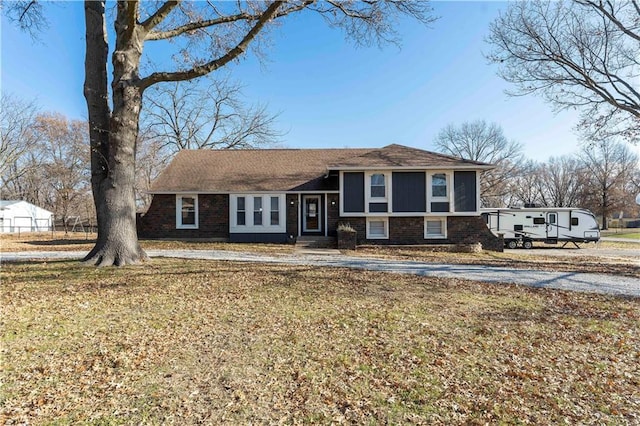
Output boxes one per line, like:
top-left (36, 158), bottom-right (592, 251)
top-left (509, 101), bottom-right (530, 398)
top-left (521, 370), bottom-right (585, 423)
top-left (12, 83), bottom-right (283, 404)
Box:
top-left (303, 195), bottom-right (321, 232)
top-left (547, 212), bottom-right (558, 238)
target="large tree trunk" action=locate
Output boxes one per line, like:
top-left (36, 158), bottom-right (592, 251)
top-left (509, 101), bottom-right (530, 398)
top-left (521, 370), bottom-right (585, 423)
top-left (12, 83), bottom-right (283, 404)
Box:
top-left (83, 0), bottom-right (147, 266)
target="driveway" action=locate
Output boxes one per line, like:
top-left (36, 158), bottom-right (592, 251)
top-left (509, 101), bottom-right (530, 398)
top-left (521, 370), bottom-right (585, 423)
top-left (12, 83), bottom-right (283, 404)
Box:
top-left (2, 249), bottom-right (639, 297)
top-left (504, 246), bottom-right (640, 261)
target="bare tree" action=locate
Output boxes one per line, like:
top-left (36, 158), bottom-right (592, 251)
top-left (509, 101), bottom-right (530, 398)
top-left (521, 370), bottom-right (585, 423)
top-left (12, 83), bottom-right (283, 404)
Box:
top-left (0, 93), bottom-right (41, 193)
top-left (536, 155), bottom-right (586, 207)
top-left (487, 0), bottom-right (640, 141)
top-left (433, 120), bottom-right (525, 207)
top-left (7, 0), bottom-right (435, 266)
top-left (32, 113), bottom-right (91, 231)
top-left (142, 77), bottom-right (282, 152)
top-left (134, 129), bottom-right (169, 211)
top-left (505, 160), bottom-right (543, 207)
top-left (579, 140), bottom-right (639, 229)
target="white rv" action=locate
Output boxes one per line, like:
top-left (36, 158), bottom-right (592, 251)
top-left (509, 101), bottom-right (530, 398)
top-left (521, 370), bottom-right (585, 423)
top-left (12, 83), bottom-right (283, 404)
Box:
top-left (482, 207), bottom-right (600, 249)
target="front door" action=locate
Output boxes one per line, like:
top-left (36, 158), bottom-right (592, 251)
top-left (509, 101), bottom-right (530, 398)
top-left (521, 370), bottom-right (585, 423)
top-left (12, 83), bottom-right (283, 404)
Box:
top-left (303, 195), bottom-right (321, 232)
top-left (546, 212), bottom-right (558, 238)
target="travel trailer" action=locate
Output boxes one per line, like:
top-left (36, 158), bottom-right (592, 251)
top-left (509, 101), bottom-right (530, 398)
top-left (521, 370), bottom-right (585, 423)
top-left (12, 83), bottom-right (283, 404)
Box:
top-left (482, 207), bottom-right (600, 249)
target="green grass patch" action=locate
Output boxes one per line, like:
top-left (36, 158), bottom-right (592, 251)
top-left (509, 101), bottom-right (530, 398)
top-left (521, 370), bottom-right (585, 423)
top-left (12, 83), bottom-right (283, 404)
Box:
top-left (1, 259), bottom-right (639, 424)
top-left (610, 232), bottom-right (640, 240)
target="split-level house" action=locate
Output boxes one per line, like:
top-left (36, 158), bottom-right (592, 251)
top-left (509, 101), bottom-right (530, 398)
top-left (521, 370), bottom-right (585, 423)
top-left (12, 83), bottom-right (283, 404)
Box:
top-left (138, 144), bottom-right (502, 250)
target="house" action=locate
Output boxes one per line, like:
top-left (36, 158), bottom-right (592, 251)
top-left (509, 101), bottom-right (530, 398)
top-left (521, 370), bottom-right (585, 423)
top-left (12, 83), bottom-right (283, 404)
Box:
top-left (0, 200), bottom-right (54, 233)
top-left (138, 144), bottom-right (503, 250)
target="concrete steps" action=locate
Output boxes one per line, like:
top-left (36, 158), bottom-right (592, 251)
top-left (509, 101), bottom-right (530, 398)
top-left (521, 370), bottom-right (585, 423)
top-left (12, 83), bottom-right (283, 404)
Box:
top-left (295, 236), bottom-right (337, 249)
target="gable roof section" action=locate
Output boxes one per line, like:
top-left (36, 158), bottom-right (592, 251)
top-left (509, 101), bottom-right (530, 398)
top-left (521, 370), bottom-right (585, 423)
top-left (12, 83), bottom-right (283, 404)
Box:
top-left (150, 144), bottom-right (492, 193)
top-left (327, 144), bottom-right (491, 169)
top-left (151, 148), bottom-right (371, 193)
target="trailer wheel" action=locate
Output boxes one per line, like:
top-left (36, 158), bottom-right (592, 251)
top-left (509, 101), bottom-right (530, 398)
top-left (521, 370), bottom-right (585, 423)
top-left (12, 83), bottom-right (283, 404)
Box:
top-left (506, 240), bottom-right (518, 249)
top-left (523, 240), bottom-right (533, 249)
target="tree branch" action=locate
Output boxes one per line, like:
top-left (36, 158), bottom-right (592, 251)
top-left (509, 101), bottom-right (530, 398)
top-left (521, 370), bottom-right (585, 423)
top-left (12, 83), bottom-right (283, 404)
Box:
top-left (140, 0), bottom-right (181, 33)
top-left (576, 0), bottom-right (640, 42)
top-left (138, 1), bottom-right (284, 89)
top-left (145, 1), bottom-right (315, 41)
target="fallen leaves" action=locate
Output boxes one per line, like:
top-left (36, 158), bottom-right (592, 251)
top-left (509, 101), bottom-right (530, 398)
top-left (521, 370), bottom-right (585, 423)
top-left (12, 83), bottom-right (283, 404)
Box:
top-left (1, 259), bottom-right (639, 424)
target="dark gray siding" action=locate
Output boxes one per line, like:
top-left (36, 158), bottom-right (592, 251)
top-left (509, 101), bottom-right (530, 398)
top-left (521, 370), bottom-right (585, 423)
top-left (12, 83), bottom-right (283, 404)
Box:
top-left (343, 172), bottom-right (365, 213)
top-left (430, 202), bottom-right (450, 212)
top-left (392, 172), bottom-right (426, 212)
top-left (369, 202), bottom-right (388, 213)
top-left (454, 171), bottom-right (477, 212)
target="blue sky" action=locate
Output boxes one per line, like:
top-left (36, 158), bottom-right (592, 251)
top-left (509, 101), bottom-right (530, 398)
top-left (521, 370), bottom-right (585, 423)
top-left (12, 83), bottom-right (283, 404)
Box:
top-left (3, 1), bottom-right (631, 162)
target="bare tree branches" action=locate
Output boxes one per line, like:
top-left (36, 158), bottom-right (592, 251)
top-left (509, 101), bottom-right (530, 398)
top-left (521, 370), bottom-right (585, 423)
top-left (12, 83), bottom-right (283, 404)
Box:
top-left (0, 93), bottom-right (40, 190)
top-left (536, 156), bottom-right (586, 207)
top-left (139, 1), bottom-right (286, 89)
top-left (487, 0), bottom-right (640, 141)
top-left (31, 113), bottom-right (91, 230)
top-left (141, 77), bottom-right (283, 152)
top-left (433, 120), bottom-right (525, 207)
top-left (1, 0), bottom-right (47, 38)
top-left (578, 139), bottom-right (638, 228)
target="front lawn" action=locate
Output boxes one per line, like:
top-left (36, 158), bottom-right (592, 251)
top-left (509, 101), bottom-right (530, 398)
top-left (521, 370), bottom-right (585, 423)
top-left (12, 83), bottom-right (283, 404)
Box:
top-left (1, 259), bottom-right (638, 424)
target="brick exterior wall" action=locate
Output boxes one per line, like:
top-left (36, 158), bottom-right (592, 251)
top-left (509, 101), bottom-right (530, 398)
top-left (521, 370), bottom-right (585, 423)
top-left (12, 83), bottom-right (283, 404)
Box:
top-left (138, 192), bottom-right (502, 251)
top-left (330, 214), bottom-right (502, 251)
top-left (138, 194), bottom-right (229, 239)
top-left (327, 193), bottom-right (340, 237)
top-left (447, 216), bottom-right (503, 251)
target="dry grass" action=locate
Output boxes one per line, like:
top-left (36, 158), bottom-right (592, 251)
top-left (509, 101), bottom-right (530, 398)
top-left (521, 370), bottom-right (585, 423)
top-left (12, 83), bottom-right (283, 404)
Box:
top-left (0, 232), bottom-right (294, 255)
top-left (1, 259), bottom-right (639, 424)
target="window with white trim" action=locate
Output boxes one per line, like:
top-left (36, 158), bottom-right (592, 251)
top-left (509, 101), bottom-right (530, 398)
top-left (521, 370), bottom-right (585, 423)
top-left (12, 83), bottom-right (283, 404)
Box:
top-left (370, 173), bottom-right (386, 199)
top-left (176, 195), bottom-right (198, 229)
top-left (367, 217), bottom-right (389, 239)
top-left (236, 197), bottom-right (246, 226)
top-left (431, 173), bottom-right (447, 198)
top-left (270, 196), bottom-right (280, 226)
top-left (253, 196), bottom-right (263, 226)
top-left (425, 217), bottom-right (446, 239)
top-left (229, 194), bottom-right (286, 233)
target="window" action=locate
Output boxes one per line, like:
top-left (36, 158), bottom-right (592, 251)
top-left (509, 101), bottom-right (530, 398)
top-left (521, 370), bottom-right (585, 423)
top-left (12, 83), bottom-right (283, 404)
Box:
top-left (176, 195), bottom-right (198, 229)
top-left (230, 194), bottom-right (286, 233)
top-left (425, 217), bottom-right (446, 238)
top-left (571, 217), bottom-right (579, 226)
top-left (432, 173), bottom-right (447, 198)
top-left (253, 196), bottom-right (263, 226)
top-left (366, 217), bottom-right (388, 239)
top-left (236, 197), bottom-right (246, 226)
top-left (370, 173), bottom-right (386, 198)
top-left (533, 217), bottom-right (545, 225)
top-left (270, 196), bottom-right (280, 226)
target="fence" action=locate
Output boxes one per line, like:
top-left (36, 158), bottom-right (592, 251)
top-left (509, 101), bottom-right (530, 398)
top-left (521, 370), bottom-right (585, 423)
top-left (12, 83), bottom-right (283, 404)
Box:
top-left (1, 225), bottom-right (98, 238)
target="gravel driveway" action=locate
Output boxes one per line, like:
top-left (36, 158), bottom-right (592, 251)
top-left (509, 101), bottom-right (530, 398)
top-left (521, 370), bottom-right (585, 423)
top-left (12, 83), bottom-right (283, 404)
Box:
top-left (3, 249), bottom-right (639, 297)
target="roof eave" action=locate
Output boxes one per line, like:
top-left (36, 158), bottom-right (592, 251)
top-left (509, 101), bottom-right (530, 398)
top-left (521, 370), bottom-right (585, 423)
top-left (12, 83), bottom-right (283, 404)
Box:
top-left (327, 165), bottom-right (495, 171)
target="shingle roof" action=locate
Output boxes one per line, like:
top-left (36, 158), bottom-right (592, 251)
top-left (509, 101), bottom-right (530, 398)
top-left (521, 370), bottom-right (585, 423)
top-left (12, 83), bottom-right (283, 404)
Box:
top-left (327, 144), bottom-right (490, 168)
top-left (150, 144), bottom-right (492, 193)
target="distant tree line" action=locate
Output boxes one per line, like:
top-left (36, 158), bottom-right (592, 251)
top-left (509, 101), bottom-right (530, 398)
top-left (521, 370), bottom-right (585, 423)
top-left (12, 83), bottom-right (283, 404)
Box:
top-left (434, 120), bottom-right (640, 229)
